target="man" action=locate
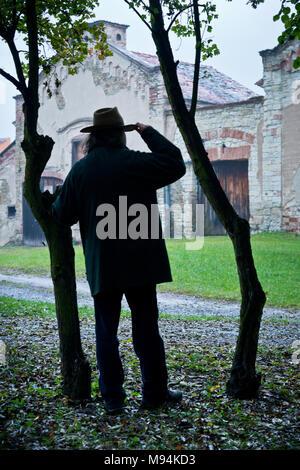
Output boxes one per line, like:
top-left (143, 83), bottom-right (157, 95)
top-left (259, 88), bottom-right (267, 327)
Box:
top-left (52, 107), bottom-right (186, 414)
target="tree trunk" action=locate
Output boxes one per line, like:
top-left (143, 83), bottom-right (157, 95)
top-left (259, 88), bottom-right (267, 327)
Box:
top-left (46, 221), bottom-right (91, 401)
top-left (188, 126), bottom-right (266, 399)
top-left (226, 217), bottom-right (266, 398)
top-left (149, 0), bottom-right (266, 398)
top-left (22, 135), bottom-right (91, 401)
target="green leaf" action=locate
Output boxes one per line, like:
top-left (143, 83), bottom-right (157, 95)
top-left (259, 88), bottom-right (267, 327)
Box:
top-left (293, 56), bottom-right (300, 69)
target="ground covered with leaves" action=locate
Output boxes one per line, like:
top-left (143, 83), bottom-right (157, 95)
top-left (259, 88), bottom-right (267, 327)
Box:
top-left (0, 297), bottom-right (299, 450)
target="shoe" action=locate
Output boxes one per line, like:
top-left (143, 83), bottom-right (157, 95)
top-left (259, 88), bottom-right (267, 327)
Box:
top-left (165, 389), bottom-right (183, 403)
top-left (104, 400), bottom-right (125, 415)
top-left (141, 389), bottom-right (182, 410)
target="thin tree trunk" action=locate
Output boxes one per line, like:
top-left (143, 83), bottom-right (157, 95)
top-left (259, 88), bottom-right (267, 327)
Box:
top-left (180, 118), bottom-right (266, 397)
top-left (149, 0), bottom-right (266, 398)
top-left (47, 221), bottom-right (91, 400)
top-left (22, 134), bottom-right (91, 401)
top-left (227, 217), bottom-right (266, 398)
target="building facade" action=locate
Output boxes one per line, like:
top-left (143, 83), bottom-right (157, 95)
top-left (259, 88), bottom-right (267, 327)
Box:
top-left (0, 20), bottom-right (299, 246)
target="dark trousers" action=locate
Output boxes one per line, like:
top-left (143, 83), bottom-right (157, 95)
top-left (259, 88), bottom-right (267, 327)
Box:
top-left (93, 284), bottom-right (168, 404)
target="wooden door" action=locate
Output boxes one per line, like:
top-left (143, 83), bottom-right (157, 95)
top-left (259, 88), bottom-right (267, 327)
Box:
top-left (197, 160), bottom-right (249, 235)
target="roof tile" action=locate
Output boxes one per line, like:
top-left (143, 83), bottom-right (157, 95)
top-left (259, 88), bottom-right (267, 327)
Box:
top-left (131, 51), bottom-right (259, 104)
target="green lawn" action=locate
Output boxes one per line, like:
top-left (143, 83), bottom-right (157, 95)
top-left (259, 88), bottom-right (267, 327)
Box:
top-left (0, 232), bottom-right (299, 308)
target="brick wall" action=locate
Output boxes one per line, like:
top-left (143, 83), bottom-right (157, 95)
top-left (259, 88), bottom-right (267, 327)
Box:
top-left (166, 98), bottom-right (263, 236)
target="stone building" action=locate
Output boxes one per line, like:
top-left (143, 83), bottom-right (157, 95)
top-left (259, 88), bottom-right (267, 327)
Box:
top-left (0, 139), bottom-right (16, 246)
top-left (0, 20), bottom-right (299, 246)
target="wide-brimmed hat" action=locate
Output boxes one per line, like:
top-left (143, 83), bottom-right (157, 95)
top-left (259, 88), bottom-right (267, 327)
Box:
top-left (80, 107), bottom-right (137, 133)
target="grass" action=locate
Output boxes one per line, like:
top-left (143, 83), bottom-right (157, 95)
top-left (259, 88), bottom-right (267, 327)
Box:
top-left (0, 296), bottom-right (299, 451)
top-left (161, 232), bottom-right (300, 308)
top-left (0, 232), bottom-right (299, 308)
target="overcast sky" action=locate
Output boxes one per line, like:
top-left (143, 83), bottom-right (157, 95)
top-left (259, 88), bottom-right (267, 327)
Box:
top-left (0, 0), bottom-right (284, 141)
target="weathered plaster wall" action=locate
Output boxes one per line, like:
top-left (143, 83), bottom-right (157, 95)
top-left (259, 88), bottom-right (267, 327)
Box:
top-left (100, 21), bottom-right (128, 49)
top-left (0, 146), bottom-right (16, 246)
top-left (256, 39), bottom-right (300, 232)
top-left (13, 95), bottom-right (25, 244)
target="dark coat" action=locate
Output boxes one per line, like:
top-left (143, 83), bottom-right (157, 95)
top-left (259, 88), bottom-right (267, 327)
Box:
top-left (52, 126), bottom-right (186, 296)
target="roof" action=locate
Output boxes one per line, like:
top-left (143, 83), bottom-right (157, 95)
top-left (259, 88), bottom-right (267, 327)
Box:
top-left (0, 138), bottom-right (11, 154)
top-left (109, 43), bottom-right (160, 71)
top-left (0, 139), bottom-right (15, 154)
top-left (260, 38), bottom-right (300, 57)
top-left (129, 51), bottom-right (259, 105)
top-left (0, 139), bottom-right (15, 164)
top-left (90, 19), bottom-right (129, 30)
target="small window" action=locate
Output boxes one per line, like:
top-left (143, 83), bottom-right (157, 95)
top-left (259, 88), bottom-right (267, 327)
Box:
top-left (8, 206), bottom-right (16, 218)
top-left (116, 33), bottom-right (121, 41)
top-left (84, 35), bottom-right (89, 42)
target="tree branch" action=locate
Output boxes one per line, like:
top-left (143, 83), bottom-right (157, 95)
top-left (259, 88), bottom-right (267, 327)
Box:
top-left (24, 0), bottom-right (40, 137)
top-left (12, 0), bottom-right (17, 30)
top-left (166, 2), bottom-right (205, 33)
top-left (123, 0), bottom-right (152, 32)
top-left (148, 0), bottom-right (189, 116)
top-left (0, 0), bottom-right (24, 40)
top-left (7, 38), bottom-right (27, 95)
top-left (137, 0), bottom-right (156, 16)
top-left (0, 67), bottom-right (24, 93)
top-left (0, 2), bottom-right (28, 99)
top-left (190, 0), bottom-right (202, 117)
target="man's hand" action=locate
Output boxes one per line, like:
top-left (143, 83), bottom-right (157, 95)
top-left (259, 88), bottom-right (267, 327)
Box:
top-left (135, 122), bottom-right (149, 135)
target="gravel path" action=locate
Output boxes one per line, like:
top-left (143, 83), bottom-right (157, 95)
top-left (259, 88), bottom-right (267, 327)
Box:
top-left (1, 271), bottom-right (300, 322)
top-left (1, 272), bottom-right (299, 351)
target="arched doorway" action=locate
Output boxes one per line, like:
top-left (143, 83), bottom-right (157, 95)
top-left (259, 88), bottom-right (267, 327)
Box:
top-left (72, 136), bottom-right (85, 166)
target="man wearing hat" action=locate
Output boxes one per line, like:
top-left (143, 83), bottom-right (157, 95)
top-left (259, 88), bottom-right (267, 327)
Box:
top-left (52, 107), bottom-right (186, 414)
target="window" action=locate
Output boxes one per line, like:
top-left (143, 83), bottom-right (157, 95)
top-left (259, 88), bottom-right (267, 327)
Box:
top-left (7, 206), bottom-right (16, 218)
top-left (116, 33), bottom-right (121, 41)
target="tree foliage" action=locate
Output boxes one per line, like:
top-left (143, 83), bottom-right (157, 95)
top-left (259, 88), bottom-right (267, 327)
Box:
top-left (125, 0), bottom-right (300, 71)
top-left (0, 0), bottom-right (112, 97)
top-left (248, 0), bottom-right (300, 69)
top-left (125, 0), bottom-right (220, 61)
